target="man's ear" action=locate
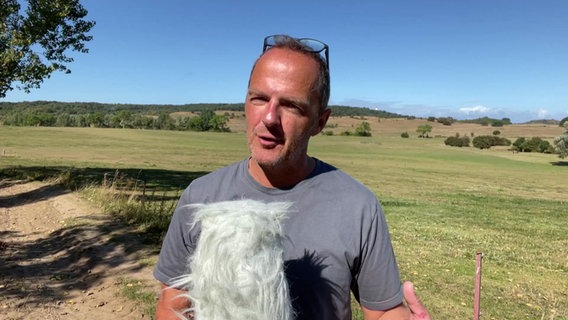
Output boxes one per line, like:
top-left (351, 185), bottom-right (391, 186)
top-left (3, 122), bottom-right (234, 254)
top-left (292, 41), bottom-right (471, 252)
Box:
top-left (311, 108), bottom-right (332, 136)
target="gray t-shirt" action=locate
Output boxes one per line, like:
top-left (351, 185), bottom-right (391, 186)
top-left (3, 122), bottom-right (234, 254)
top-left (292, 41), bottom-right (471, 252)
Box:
top-left (154, 158), bottom-right (403, 320)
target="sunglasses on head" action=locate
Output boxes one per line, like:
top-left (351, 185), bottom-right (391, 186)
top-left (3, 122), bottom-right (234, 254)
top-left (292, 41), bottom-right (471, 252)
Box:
top-left (263, 34), bottom-right (329, 71)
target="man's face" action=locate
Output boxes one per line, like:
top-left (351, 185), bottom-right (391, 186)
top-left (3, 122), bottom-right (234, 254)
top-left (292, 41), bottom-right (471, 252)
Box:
top-left (245, 48), bottom-right (328, 170)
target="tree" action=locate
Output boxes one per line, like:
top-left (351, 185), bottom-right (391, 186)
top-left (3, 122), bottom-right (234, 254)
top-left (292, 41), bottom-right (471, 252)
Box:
top-left (208, 114), bottom-right (230, 132)
top-left (416, 124), bottom-right (432, 138)
top-left (86, 112), bottom-right (105, 127)
top-left (111, 110), bottom-right (133, 128)
top-left (155, 111), bottom-right (174, 130)
top-left (188, 110), bottom-right (230, 132)
top-left (554, 123), bottom-right (568, 159)
top-left (1, 0), bottom-right (95, 98)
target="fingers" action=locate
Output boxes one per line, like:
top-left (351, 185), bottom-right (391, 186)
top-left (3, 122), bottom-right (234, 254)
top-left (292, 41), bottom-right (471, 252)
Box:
top-left (403, 281), bottom-right (431, 320)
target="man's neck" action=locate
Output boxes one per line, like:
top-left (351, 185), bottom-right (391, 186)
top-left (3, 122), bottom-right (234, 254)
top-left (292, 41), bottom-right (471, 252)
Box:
top-left (248, 157), bottom-right (315, 189)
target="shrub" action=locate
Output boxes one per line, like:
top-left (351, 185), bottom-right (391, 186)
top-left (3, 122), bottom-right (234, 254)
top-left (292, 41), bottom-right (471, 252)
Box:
top-left (354, 121), bottom-right (372, 137)
top-left (520, 137), bottom-right (554, 153)
top-left (473, 136), bottom-right (492, 149)
top-left (445, 136), bottom-right (470, 147)
top-left (493, 130), bottom-right (501, 136)
top-left (437, 117), bottom-right (455, 126)
top-left (322, 130), bottom-right (334, 136)
top-left (401, 132), bottom-right (410, 138)
top-left (513, 137), bottom-right (526, 151)
top-left (472, 135), bottom-right (511, 149)
top-left (492, 120), bottom-right (504, 127)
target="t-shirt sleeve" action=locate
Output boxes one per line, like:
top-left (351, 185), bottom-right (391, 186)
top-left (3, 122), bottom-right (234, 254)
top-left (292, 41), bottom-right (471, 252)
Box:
top-left (356, 201), bottom-right (403, 311)
top-left (153, 189), bottom-right (198, 287)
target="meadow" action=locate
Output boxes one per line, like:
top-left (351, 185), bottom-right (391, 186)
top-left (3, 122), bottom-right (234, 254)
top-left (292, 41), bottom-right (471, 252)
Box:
top-left (1, 122), bottom-right (566, 319)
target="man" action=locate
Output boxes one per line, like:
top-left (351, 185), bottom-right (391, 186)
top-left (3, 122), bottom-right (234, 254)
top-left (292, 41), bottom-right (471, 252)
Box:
top-left (154, 34), bottom-right (431, 320)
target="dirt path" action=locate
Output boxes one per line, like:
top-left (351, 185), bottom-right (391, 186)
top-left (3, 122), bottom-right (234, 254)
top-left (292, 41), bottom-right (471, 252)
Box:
top-left (0, 180), bottom-right (160, 319)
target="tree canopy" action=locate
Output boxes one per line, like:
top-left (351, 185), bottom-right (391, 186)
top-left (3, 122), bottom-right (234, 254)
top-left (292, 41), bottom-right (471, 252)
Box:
top-left (0, 0), bottom-right (95, 98)
top-left (416, 124), bottom-right (433, 138)
top-left (554, 123), bottom-right (568, 159)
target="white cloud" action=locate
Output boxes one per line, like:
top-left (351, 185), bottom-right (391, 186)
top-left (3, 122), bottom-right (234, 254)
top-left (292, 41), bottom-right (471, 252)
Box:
top-left (536, 108), bottom-right (549, 119)
top-left (459, 105), bottom-right (490, 114)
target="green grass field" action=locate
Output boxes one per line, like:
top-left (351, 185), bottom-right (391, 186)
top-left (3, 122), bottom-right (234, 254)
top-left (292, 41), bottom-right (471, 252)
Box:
top-left (1, 126), bottom-right (566, 319)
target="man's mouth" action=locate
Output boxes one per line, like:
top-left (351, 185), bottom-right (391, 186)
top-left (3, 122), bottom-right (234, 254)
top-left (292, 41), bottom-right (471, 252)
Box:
top-left (257, 134), bottom-right (284, 148)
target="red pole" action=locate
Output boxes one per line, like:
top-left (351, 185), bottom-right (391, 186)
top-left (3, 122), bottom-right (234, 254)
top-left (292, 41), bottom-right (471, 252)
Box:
top-left (474, 252), bottom-right (483, 320)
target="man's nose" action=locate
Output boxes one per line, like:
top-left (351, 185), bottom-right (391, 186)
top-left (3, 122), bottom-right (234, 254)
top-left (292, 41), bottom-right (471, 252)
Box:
top-left (262, 101), bottom-right (281, 127)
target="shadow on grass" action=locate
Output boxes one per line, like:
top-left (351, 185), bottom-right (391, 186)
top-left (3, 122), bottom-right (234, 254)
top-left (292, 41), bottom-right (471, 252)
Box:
top-left (0, 165), bottom-right (209, 192)
top-left (550, 161), bottom-right (568, 166)
top-left (0, 215), bottom-right (159, 307)
top-left (0, 164), bottom-right (210, 243)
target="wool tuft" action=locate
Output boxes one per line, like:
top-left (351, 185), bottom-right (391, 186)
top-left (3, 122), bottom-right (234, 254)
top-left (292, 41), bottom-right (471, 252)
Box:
top-left (170, 199), bottom-right (294, 320)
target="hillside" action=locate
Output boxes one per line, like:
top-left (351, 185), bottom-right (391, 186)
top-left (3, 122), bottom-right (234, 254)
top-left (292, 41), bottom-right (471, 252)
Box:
top-left (0, 101), bottom-right (565, 139)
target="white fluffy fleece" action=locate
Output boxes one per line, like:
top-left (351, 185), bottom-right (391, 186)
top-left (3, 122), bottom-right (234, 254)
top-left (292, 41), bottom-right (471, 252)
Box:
top-left (171, 199), bottom-right (294, 320)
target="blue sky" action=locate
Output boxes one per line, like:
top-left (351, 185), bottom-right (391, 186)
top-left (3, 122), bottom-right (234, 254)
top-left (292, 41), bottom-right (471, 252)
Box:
top-left (4, 0), bottom-right (568, 123)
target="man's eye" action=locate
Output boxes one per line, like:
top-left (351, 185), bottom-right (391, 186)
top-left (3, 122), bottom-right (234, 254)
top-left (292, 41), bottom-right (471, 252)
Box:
top-left (250, 96), bottom-right (266, 104)
top-left (287, 104), bottom-right (305, 114)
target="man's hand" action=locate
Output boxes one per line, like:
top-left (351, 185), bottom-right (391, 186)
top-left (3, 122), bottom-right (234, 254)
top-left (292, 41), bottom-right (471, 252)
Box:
top-left (403, 281), bottom-right (431, 320)
top-left (156, 284), bottom-right (191, 320)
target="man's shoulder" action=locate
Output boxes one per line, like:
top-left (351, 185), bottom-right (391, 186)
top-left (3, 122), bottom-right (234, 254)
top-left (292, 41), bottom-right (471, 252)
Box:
top-left (311, 159), bottom-right (377, 199)
top-left (177, 159), bottom-right (248, 204)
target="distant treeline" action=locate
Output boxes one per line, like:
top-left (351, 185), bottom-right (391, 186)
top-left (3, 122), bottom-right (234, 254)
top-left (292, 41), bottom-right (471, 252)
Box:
top-left (327, 105), bottom-right (411, 118)
top-left (426, 116), bottom-right (513, 127)
top-left (0, 101), bottom-right (238, 131)
top-left (0, 101), bottom-right (409, 130)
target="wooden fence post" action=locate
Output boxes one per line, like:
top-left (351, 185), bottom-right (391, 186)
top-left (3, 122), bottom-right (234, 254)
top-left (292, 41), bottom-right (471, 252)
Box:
top-left (474, 252), bottom-right (483, 320)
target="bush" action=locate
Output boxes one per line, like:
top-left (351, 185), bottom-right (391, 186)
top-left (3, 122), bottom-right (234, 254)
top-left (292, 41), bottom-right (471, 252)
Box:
top-left (321, 130), bottom-right (334, 136)
top-left (401, 132), bottom-right (410, 138)
top-left (513, 137), bottom-right (555, 153)
top-left (473, 136), bottom-right (492, 149)
top-left (513, 137), bottom-right (526, 151)
top-left (492, 120), bottom-right (504, 127)
top-left (519, 137), bottom-right (554, 153)
top-left (493, 130), bottom-right (501, 136)
top-left (354, 121), bottom-right (372, 137)
top-left (472, 135), bottom-right (511, 149)
top-left (445, 136), bottom-right (470, 147)
top-left (437, 117), bottom-right (455, 126)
